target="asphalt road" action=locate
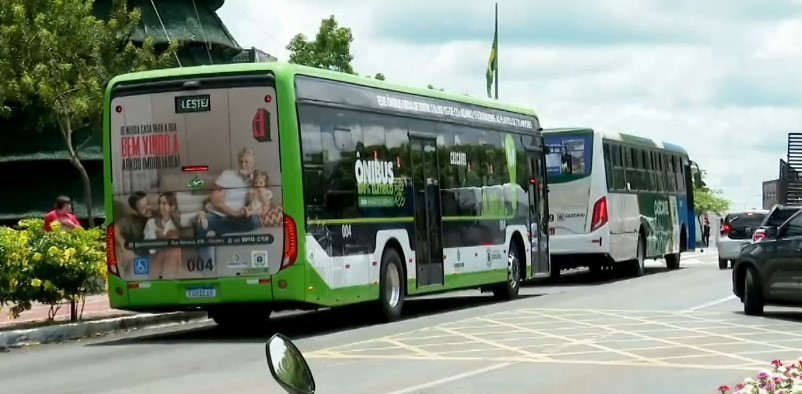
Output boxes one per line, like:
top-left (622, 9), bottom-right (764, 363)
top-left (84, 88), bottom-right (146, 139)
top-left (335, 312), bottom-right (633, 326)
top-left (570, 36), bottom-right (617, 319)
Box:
top-left (3, 251), bottom-right (801, 394)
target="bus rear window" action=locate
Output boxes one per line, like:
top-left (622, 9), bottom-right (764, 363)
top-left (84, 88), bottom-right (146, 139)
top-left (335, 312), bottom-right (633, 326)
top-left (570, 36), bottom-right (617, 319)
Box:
top-left (545, 134), bottom-right (593, 180)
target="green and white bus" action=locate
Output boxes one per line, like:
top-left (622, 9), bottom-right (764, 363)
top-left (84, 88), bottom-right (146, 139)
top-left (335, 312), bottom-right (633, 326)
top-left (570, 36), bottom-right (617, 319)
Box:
top-left (543, 128), bottom-right (696, 278)
top-left (103, 62), bottom-right (552, 326)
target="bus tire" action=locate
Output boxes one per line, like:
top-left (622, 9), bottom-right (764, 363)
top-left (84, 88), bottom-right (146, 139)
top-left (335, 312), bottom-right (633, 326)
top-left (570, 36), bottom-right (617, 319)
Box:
top-left (378, 247), bottom-right (405, 323)
top-left (631, 233), bottom-right (646, 277)
top-left (493, 242), bottom-right (522, 300)
top-left (665, 253), bottom-right (680, 270)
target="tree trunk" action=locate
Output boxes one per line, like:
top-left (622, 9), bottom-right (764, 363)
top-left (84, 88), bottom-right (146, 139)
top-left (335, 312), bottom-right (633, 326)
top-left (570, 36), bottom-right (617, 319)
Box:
top-left (58, 115), bottom-right (95, 227)
top-left (72, 157), bottom-right (95, 227)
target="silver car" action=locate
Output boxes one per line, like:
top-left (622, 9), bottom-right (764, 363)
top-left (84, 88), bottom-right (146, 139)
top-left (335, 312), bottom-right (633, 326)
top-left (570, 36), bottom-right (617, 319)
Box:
top-left (717, 209), bottom-right (769, 269)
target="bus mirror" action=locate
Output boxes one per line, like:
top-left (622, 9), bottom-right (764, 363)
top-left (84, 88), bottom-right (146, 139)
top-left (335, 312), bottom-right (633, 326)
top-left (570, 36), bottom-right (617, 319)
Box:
top-left (693, 172), bottom-right (705, 189)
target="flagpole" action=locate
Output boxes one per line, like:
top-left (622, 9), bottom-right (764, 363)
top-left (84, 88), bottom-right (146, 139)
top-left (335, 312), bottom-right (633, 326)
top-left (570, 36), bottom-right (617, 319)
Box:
top-left (494, 2), bottom-right (499, 100)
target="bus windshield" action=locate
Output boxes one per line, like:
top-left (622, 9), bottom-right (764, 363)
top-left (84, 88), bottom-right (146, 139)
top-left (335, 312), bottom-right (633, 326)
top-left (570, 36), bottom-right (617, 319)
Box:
top-left (544, 132), bottom-right (593, 182)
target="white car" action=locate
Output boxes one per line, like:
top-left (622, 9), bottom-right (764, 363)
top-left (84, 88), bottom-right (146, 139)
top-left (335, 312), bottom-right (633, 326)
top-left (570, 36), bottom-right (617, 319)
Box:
top-left (717, 209), bottom-right (769, 269)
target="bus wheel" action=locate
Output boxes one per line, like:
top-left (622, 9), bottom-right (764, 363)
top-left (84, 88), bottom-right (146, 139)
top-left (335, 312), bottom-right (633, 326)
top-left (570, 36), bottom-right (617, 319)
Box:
top-left (665, 253), bottom-right (681, 270)
top-left (631, 234), bottom-right (646, 277)
top-left (378, 248), bottom-right (405, 322)
top-left (493, 244), bottom-right (522, 300)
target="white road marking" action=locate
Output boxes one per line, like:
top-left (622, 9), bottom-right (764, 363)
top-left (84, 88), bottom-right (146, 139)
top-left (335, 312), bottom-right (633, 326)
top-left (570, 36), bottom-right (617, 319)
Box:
top-left (383, 362), bottom-right (515, 394)
top-left (675, 295), bottom-right (737, 314)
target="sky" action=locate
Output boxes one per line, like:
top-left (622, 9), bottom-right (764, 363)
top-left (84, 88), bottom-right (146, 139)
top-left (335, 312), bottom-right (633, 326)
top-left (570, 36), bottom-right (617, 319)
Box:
top-left (217, 0), bottom-right (802, 210)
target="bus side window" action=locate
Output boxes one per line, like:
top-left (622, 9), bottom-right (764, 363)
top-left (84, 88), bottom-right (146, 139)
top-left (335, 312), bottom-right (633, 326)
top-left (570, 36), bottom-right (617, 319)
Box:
top-left (624, 147), bottom-right (635, 191)
top-left (434, 122), bottom-right (460, 217)
top-left (668, 154), bottom-right (677, 192)
top-left (603, 143), bottom-right (613, 190)
top-left (298, 104), bottom-right (326, 218)
top-left (675, 155), bottom-right (686, 193)
top-left (320, 108), bottom-right (363, 220)
top-left (656, 153), bottom-right (665, 192)
top-left (611, 145), bottom-right (626, 190)
top-left (640, 149), bottom-right (651, 192)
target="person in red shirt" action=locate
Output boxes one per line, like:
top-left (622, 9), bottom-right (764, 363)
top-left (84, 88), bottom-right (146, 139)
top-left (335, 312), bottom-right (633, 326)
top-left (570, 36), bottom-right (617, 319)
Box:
top-left (44, 196), bottom-right (83, 232)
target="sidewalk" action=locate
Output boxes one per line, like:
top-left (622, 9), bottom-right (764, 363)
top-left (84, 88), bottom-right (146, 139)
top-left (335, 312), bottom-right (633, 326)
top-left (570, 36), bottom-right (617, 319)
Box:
top-left (1, 295), bottom-right (131, 330)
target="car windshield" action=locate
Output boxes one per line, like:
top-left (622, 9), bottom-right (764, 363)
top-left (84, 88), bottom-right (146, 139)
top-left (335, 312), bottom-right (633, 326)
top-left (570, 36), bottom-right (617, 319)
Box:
top-left (726, 213), bottom-right (766, 229)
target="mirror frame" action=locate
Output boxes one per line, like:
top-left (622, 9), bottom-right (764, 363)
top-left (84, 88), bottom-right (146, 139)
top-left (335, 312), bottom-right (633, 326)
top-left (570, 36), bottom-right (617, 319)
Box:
top-left (265, 333), bottom-right (315, 394)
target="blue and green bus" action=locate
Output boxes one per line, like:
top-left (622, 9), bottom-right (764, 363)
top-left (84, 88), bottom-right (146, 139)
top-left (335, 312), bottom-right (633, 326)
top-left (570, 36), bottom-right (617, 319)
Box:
top-left (543, 128), bottom-right (696, 278)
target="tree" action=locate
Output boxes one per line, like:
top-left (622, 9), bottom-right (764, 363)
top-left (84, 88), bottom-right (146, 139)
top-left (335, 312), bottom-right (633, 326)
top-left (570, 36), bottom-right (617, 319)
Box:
top-left (373, 73), bottom-right (385, 80)
top-left (286, 15), bottom-right (355, 74)
top-left (692, 163), bottom-right (730, 228)
top-left (427, 84), bottom-right (445, 91)
top-left (0, 0), bottom-right (179, 225)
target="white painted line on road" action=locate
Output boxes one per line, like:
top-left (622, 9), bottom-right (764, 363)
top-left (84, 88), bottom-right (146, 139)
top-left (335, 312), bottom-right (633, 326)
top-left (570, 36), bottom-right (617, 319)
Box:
top-left (383, 362), bottom-right (515, 394)
top-left (675, 295), bottom-right (737, 314)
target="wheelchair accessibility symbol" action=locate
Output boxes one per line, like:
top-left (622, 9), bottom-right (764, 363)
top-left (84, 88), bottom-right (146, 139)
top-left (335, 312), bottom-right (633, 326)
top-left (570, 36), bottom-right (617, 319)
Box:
top-left (134, 257), bottom-right (150, 275)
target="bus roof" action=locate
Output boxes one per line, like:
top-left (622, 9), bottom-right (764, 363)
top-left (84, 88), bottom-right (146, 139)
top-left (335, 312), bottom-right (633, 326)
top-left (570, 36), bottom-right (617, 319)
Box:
top-left (543, 127), bottom-right (689, 156)
top-left (106, 62), bottom-right (539, 119)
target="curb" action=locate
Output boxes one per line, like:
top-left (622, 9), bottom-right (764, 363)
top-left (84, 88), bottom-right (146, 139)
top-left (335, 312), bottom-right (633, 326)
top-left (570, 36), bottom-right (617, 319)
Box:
top-left (0, 311), bottom-right (209, 351)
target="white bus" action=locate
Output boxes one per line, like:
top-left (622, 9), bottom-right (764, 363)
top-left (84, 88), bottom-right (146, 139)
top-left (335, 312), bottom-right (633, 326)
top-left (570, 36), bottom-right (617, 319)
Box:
top-left (543, 128), bottom-right (697, 278)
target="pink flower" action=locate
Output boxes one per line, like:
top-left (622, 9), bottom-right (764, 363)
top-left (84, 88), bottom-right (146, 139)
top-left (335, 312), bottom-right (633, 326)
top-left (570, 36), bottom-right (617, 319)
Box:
top-left (718, 385), bottom-right (730, 393)
top-left (773, 359), bottom-right (784, 368)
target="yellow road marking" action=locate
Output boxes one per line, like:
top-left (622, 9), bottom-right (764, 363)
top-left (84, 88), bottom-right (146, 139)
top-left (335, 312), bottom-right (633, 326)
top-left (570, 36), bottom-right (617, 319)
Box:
top-left (435, 326), bottom-right (549, 361)
top-left (596, 310), bottom-right (798, 356)
top-left (567, 310), bottom-right (767, 365)
top-left (305, 352), bottom-right (759, 371)
top-left (379, 337), bottom-right (442, 359)
top-left (480, 316), bottom-right (671, 366)
top-left (680, 313), bottom-right (802, 340)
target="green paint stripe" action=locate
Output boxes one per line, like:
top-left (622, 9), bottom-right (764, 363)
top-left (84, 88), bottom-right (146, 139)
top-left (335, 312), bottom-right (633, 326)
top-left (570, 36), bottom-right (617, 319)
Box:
top-left (308, 215), bottom-right (517, 226)
top-left (308, 217), bottom-right (414, 225)
top-left (443, 215), bottom-right (515, 221)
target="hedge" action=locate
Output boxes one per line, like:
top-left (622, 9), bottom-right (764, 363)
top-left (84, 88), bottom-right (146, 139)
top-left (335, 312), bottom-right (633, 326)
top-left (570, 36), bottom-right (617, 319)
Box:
top-left (0, 219), bottom-right (107, 320)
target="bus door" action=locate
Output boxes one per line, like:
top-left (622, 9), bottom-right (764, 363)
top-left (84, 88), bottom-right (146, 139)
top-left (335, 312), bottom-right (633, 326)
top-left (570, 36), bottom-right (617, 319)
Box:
top-left (526, 148), bottom-right (551, 276)
top-left (410, 135), bottom-right (444, 287)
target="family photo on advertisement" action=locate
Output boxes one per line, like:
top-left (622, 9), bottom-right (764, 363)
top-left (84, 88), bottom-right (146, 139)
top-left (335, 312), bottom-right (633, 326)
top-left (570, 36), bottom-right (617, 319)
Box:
top-left (113, 147), bottom-right (284, 279)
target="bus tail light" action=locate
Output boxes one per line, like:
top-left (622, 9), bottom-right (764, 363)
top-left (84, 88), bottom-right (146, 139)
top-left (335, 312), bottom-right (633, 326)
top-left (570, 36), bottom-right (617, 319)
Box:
top-left (590, 196), bottom-right (608, 232)
top-left (282, 215), bottom-right (298, 269)
top-left (106, 225), bottom-right (119, 276)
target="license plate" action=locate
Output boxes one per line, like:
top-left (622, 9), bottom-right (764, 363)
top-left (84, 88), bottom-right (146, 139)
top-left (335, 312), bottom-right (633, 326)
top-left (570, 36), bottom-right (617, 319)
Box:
top-left (186, 287), bottom-right (216, 298)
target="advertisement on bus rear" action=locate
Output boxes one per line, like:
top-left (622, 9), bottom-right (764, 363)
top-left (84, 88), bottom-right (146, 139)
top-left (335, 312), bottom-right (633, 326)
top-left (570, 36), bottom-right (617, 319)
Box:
top-left (109, 86), bottom-right (284, 281)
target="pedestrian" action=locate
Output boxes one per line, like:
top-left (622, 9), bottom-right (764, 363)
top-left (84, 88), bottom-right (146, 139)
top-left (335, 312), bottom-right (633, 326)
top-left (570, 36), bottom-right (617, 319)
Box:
top-left (703, 218), bottom-right (711, 247)
top-left (44, 196), bottom-right (83, 232)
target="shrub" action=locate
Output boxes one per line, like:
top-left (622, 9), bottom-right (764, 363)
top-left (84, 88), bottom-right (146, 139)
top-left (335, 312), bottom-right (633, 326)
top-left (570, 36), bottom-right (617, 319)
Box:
top-left (0, 219), bottom-right (107, 320)
top-left (719, 359), bottom-right (802, 393)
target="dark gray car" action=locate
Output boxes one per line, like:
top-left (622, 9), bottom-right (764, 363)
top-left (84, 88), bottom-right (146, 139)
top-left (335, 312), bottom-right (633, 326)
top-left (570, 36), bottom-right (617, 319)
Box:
top-left (732, 208), bottom-right (802, 315)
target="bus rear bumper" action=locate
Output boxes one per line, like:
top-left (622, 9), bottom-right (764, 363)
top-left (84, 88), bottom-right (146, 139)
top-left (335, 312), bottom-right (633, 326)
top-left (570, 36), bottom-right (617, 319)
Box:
top-left (549, 229), bottom-right (610, 256)
top-left (107, 275), bottom-right (276, 311)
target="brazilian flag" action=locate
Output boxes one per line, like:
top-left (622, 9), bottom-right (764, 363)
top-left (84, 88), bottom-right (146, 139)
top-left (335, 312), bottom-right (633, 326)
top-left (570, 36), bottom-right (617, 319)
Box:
top-left (485, 22), bottom-right (498, 98)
